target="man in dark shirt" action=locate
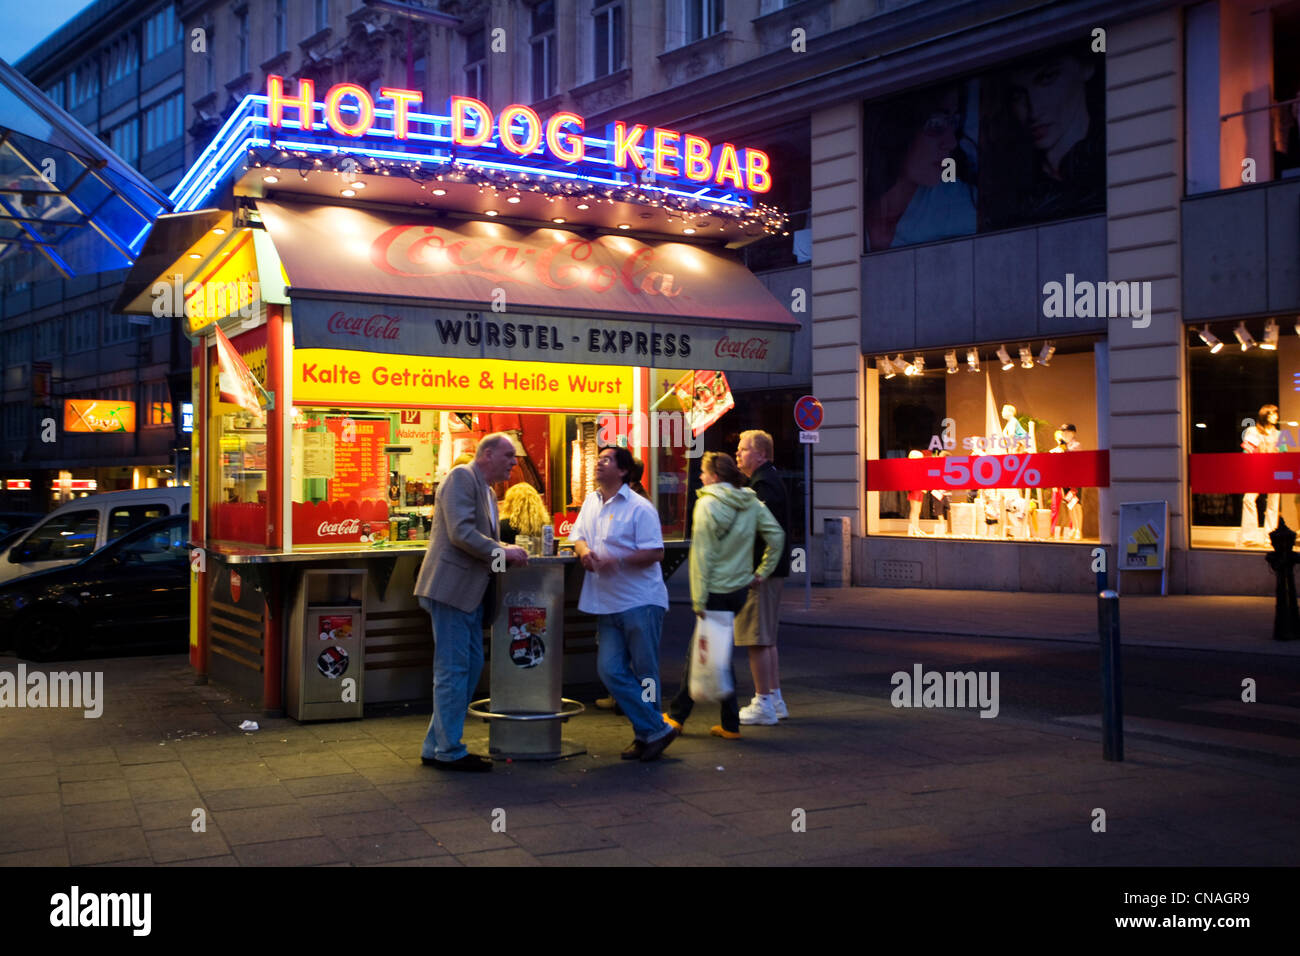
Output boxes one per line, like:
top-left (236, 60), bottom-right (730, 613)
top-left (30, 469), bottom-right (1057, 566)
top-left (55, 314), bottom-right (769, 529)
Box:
top-left (734, 429), bottom-right (791, 725)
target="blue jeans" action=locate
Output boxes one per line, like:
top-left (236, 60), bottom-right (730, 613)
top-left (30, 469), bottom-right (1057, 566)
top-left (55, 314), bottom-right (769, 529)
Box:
top-left (420, 597), bottom-right (484, 762)
top-left (596, 605), bottom-right (672, 743)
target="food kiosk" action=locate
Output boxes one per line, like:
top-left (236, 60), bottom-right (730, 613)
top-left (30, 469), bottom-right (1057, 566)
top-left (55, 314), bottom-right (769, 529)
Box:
top-left (114, 79), bottom-right (798, 723)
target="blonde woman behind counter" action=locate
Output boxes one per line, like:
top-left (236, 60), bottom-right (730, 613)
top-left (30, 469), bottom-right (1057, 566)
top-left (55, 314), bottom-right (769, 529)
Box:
top-left (498, 482), bottom-right (550, 546)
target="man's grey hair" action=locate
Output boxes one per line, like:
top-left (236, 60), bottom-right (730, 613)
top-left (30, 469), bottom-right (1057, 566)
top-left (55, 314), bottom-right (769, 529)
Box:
top-left (740, 429), bottom-right (774, 462)
top-left (475, 432), bottom-right (516, 459)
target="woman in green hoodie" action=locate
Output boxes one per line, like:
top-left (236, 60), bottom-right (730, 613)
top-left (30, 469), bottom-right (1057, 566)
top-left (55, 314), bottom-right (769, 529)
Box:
top-left (666, 452), bottom-right (785, 738)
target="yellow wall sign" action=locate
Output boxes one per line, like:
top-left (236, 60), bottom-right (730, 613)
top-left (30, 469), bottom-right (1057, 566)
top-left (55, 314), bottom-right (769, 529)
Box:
top-left (184, 231), bottom-right (261, 335)
top-left (293, 349), bottom-right (633, 411)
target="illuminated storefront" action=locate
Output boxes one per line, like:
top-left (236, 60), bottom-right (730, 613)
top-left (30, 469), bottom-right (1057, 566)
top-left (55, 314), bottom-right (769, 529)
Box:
top-left (117, 76), bottom-right (796, 712)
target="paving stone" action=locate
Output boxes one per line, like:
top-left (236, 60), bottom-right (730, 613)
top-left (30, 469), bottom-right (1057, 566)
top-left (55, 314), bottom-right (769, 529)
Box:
top-left (135, 798), bottom-right (207, 832)
top-left (215, 805), bottom-right (324, 845)
top-left (0, 760), bottom-right (58, 780)
top-left (0, 774), bottom-right (59, 798)
top-left (63, 800), bottom-right (141, 833)
top-left (0, 846), bottom-right (71, 866)
top-left (538, 846), bottom-right (649, 866)
top-left (283, 774), bottom-right (377, 797)
top-left (127, 776), bottom-right (201, 803)
top-left (122, 761), bottom-right (192, 782)
top-left (420, 819), bottom-right (516, 855)
top-left (456, 847), bottom-right (542, 866)
top-left (204, 785), bottom-right (299, 812)
top-left (262, 753), bottom-right (356, 779)
top-left (60, 779), bottom-right (131, 806)
top-left (232, 837), bottom-right (345, 866)
top-left (145, 825), bottom-right (231, 863)
top-left (297, 789), bottom-right (396, 817)
top-left (314, 808), bottom-right (420, 839)
top-left (67, 826), bottom-right (150, 866)
top-left (332, 831), bottom-right (445, 864)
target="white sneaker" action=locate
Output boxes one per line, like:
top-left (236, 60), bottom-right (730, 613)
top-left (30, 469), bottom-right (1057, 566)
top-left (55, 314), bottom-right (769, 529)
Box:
top-left (771, 693), bottom-right (789, 720)
top-left (739, 695), bottom-right (778, 725)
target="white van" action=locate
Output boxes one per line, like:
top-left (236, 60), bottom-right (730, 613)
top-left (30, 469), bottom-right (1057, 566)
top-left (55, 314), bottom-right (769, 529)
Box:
top-left (0, 487), bottom-right (190, 586)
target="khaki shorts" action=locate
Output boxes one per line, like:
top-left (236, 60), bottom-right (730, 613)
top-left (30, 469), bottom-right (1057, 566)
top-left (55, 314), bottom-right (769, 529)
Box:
top-left (734, 576), bottom-right (782, 647)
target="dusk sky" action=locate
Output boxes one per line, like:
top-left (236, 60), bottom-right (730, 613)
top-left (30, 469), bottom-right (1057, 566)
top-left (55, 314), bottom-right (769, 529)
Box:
top-left (0, 0), bottom-right (97, 66)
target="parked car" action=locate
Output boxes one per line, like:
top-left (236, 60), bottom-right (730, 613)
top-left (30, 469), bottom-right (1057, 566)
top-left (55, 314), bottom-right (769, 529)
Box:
top-left (0, 514), bottom-right (190, 661)
top-left (0, 511), bottom-right (41, 536)
top-left (0, 487), bottom-right (188, 587)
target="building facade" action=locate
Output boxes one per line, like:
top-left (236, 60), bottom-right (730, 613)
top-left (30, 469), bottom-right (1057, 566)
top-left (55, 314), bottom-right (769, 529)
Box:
top-left (8, 0), bottom-right (1296, 594)
top-left (2, 0), bottom-right (190, 510)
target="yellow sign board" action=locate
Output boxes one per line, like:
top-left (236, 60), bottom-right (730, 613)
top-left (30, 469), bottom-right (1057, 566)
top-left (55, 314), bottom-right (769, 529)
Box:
top-left (293, 349), bottom-right (633, 411)
top-left (184, 231), bottom-right (261, 335)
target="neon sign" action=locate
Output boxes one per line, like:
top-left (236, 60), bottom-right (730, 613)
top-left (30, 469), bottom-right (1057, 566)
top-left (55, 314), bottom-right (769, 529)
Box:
top-left (265, 76), bottom-right (772, 194)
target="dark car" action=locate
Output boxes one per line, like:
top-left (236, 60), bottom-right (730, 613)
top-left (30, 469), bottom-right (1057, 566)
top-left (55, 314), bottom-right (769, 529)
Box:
top-left (0, 511), bottom-right (40, 536)
top-left (0, 514), bottom-right (190, 661)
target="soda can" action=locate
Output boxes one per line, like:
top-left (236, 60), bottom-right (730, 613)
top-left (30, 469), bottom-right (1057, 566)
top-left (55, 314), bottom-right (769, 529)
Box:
top-left (542, 524), bottom-right (555, 556)
top-left (389, 518), bottom-right (400, 542)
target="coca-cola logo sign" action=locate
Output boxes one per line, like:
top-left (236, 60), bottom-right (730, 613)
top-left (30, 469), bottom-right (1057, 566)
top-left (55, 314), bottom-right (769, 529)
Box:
top-left (326, 311), bottom-right (401, 341)
top-left (317, 519), bottom-right (361, 537)
top-left (371, 225), bottom-right (685, 298)
top-left (715, 334), bottom-right (770, 361)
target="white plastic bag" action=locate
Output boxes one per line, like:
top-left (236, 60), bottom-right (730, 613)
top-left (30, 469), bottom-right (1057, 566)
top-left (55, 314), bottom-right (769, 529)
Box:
top-left (688, 610), bottom-right (735, 703)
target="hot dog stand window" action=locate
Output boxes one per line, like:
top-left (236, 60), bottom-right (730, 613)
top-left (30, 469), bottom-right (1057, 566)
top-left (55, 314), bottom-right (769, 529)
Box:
top-left (286, 405), bottom-right (692, 546)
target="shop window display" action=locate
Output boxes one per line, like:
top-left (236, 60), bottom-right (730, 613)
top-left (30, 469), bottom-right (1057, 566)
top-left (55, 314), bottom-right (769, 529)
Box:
top-left (865, 338), bottom-right (1104, 542)
top-left (1187, 317), bottom-right (1300, 549)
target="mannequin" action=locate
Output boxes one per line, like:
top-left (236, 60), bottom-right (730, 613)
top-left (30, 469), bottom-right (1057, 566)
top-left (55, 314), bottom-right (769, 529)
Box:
top-left (1050, 424), bottom-right (1083, 539)
top-left (1240, 404), bottom-right (1280, 548)
top-left (907, 449), bottom-right (926, 535)
top-left (999, 404), bottom-right (1030, 536)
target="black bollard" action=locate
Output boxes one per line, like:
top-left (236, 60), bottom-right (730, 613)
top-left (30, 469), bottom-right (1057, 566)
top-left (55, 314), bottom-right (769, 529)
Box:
top-left (1098, 589), bottom-right (1123, 761)
top-left (1265, 518), bottom-right (1300, 641)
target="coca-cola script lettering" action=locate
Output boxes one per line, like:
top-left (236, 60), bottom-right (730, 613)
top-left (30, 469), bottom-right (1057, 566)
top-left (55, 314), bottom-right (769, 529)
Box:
top-left (371, 225), bottom-right (684, 299)
top-left (317, 519), bottom-right (361, 537)
top-left (714, 335), bottom-right (770, 361)
top-left (327, 312), bottom-right (402, 341)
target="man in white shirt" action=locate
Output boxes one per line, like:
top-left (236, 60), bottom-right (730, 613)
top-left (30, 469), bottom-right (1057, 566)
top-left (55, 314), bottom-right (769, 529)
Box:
top-left (569, 446), bottom-right (679, 762)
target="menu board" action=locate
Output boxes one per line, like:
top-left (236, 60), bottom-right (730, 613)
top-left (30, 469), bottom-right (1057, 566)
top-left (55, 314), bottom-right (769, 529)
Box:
top-left (302, 431), bottom-right (335, 479)
top-left (325, 417), bottom-right (387, 503)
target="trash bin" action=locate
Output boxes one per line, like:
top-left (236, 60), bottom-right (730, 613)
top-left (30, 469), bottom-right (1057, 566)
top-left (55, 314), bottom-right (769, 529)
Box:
top-left (287, 569), bottom-right (366, 720)
top-left (467, 558), bottom-right (584, 759)
top-left (824, 516), bottom-right (851, 588)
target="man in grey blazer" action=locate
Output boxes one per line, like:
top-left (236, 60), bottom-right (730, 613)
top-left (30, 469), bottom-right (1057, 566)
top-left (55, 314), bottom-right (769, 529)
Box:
top-left (414, 433), bottom-right (527, 771)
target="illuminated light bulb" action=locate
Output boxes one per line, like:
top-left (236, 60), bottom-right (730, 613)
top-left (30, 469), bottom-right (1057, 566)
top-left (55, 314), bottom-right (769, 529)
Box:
top-left (1019, 345), bottom-right (1033, 369)
top-left (683, 227), bottom-right (696, 235)
top-left (552, 217), bottom-right (565, 223)
top-left (340, 189), bottom-right (355, 197)
top-left (617, 223), bottom-right (630, 230)
top-left (212, 227), bottom-right (226, 236)
top-left (484, 210), bottom-right (498, 217)
top-left (350, 181), bottom-right (365, 189)
top-left (507, 195), bottom-right (521, 203)
top-left (1234, 322), bottom-right (1256, 351)
top-left (263, 175), bottom-right (279, 183)
top-left (1262, 318), bottom-right (1278, 350)
top-left (945, 351), bottom-right (959, 374)
top-left (1198, 325), bottom-right (1223, 353)
top-left (997, 345), bottom-right (1014, 370)
top-left (877, 356), bottom-right (895, 379)
top-left (1037, 342), bottom-right (1055, 367)
top-left (965, 350), bottom-right (980, 372)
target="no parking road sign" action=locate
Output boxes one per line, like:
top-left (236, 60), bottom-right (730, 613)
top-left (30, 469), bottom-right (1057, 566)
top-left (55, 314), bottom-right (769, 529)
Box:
top-left (794, 395), bottom-right (823, 433)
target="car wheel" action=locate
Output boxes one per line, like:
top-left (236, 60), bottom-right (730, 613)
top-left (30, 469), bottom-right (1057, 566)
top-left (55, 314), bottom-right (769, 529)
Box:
top-left (16, 614), bottom-right (73, 662)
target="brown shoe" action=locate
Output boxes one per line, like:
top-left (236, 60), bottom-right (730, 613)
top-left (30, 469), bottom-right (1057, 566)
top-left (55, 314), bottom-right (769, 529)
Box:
top-left (639, 726), bottom-right (680, 762)
top-left (620, 740), bottom-right (646, 760)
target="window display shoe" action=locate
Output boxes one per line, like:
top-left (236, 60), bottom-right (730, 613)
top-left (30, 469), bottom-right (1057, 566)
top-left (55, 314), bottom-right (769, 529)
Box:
top-left (739, 695), bottom-right (778, 725)
top-left (710, 725), bottom-right (741, 739)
